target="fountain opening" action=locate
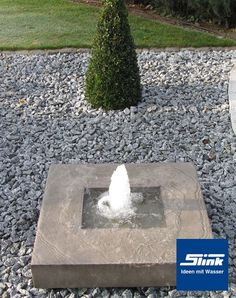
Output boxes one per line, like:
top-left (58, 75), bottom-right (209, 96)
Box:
top-left (97, 164), bottom-right (136, 219)
top-left (82, 164), bottom-right (166, 229)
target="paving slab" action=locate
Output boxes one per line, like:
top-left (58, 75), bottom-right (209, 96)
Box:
top-left (31, 163), bottom-right (212, 288)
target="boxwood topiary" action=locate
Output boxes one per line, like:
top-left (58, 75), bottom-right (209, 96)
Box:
top-left (85, 0), bottom-right (142, 110)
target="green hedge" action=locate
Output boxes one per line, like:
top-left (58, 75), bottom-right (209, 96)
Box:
top-left (131, 0), bottom-right (236, 28)
top-left (85, 0), bottom-right (141, 110)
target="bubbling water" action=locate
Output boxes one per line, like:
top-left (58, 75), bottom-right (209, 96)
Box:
top-left (97, 164), bottom-right (136, 219)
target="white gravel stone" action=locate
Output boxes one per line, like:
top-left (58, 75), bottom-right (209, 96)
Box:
top-left (0, 49), bottom-right (236, 297)
top-left (229, 63), bottom-right (236, 133)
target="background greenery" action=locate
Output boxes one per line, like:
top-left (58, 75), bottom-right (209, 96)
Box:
top-left (131, 0), bottom-right (236, 28)
top-left (0, 0), bottom-right (235, 50)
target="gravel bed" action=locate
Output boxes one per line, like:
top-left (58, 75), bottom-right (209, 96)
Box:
top-left (0, 49), bottom-right (236, 298)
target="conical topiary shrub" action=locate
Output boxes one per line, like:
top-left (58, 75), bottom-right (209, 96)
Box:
top-left (85, 0), bottom-right (142, 110)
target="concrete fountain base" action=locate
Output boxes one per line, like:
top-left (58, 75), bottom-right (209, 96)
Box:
top-left (31, 163), bottom-right (212, 288)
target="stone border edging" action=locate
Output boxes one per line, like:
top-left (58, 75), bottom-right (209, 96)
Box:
top-left (229, 63), bottom-right (236, 134)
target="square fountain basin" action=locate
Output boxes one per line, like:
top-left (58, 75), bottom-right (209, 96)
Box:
top-left (31, 163), bottom-right (213, 288)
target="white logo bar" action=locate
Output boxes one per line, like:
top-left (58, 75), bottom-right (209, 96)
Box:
top-left (180, 254), bottom-right (225, 266)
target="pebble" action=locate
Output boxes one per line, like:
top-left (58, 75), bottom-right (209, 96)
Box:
top-left (122, 289), bottom-right (133, 298)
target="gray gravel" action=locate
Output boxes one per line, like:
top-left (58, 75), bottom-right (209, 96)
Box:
top-left (0, 49), bottom-right (236, 297)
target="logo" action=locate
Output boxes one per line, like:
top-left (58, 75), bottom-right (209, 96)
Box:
top-left (180, 254), bottom-right (225, 266)
top-left (176, 239), bottom-right (228, 291)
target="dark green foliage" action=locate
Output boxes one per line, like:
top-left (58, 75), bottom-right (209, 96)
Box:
top-left (85, 0), bottom-right (142, 110)
top-left (208, 0), bottom-right (236, 28)
top-left (152, 0), bottom-right (189, 16)
top-left (136, 0), bottom-right (236, 28)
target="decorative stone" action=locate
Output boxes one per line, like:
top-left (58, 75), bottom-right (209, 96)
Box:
top-left (229, 64), bottom-right (236, 134)
top-left (31, 163), bottom-right (212, 288)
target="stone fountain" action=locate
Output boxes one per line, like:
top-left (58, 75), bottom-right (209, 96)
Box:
top-left (31, 163), bottom-right (212, 288)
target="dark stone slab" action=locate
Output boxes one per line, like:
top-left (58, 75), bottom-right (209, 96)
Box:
top-left (31, 163), bottom-right (213, 288)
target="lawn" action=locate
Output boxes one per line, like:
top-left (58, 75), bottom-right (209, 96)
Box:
top-left (0, 0), bottom-right (235, 50)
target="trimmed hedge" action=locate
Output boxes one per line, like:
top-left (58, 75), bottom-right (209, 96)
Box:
top-left (130, 0), bottom-right (236, 28)
top-left (85, 0), bottom-right (142, 110)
